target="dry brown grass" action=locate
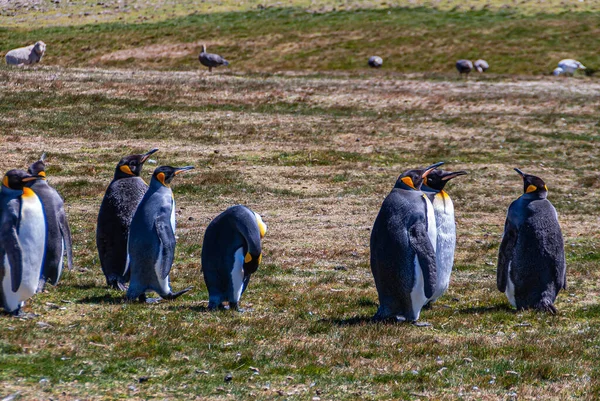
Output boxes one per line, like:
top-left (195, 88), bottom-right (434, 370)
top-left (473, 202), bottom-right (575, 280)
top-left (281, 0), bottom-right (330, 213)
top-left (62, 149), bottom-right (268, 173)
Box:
top-left (0, 66), bottom-right (599, 399)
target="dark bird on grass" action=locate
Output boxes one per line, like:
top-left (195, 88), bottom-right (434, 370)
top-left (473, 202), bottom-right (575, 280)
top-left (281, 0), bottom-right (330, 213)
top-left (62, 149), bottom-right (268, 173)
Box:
top-left (27, 153), bottom-right (73, 292)
top-left (370, 162), bottom-right (444, 324)
top-left (456, 59), bottom-right (473, 76)
top-left (474, 59), bottom-right (489, 73)
top-left (199, 44), bottom-right (230, 72)
top-left (368, 56), bottom-right (383, 68)
top-left (0, 170), bottom-right (46, 315)
top-left (422, 169), bottom-right (467, 305)
top-left (125, 166), bottom-right (194, 303)
top-left (202, 205), bottom-right (267, 311)
top-left (497, 169), bottom-right (566, 314)
top-left (96, 148), bottom-right (158, 290)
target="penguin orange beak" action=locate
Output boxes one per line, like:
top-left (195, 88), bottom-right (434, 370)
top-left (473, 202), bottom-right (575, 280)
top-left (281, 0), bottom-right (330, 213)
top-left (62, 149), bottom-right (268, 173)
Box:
top-left (140, 148), bottom-right (159, 163)
top-left (422, 161), bottom-right (445, 178)
top-left (173, 166), bottom-right (195, 176)
top-left (21, 175), bottom-right (44, 182)
top-left (441, 171), bottom-right (468, 181)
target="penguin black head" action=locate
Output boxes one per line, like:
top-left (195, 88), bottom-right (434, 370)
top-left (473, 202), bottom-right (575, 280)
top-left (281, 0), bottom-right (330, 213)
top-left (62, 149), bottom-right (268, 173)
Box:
top-left (153, 165), bottom-right (195, 187)
top-left (423, 169), bottom-right (468, 191)
top-left (514, 168), bottom-right (548, 197)
top-left (28, 153), bottom-right (47, 179)
top-left (2, 169), bottom-right (43, 190)
top-left (395, 162), bottom-right (444, 190)
top-left (114, 148), bottom-right (159, 179)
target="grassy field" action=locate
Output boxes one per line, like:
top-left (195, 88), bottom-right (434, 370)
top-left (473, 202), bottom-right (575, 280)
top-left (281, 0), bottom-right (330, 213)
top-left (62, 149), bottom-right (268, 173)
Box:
top-left (4, 0), bottom-right (600, 29)
top-left (1, 6), bottom-right (600, 74)
top-left (0, 64), bottom-right (599, 399)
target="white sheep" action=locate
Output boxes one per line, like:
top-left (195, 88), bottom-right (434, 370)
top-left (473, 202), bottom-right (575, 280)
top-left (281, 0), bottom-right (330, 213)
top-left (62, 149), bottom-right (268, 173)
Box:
top-left (5, 41), bottom-right (47, 66)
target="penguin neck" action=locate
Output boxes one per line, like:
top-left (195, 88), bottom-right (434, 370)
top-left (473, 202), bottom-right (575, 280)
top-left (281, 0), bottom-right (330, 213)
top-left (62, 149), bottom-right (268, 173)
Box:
top-left (394, 181), bottom-right (420, 191)
top-left (1, 185), bottom-right (24, 197)
top-left (149, 178), bottom-right (171, 192)
top-left (521, 191), bottom-right (548, 200)
top-left (421, 184), bottom-right (439, 194)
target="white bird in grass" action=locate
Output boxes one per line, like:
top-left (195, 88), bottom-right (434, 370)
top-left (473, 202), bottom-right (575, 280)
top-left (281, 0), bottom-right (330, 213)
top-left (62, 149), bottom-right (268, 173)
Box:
top-left (474, 59), bottom-right (489, 73)
top-left (553, 59), bottom-right (586, 76)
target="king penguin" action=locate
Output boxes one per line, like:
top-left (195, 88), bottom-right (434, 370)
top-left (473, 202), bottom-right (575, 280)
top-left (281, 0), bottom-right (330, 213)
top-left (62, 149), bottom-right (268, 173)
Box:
top-left (201, 205), bottom-right (267, 311)
top-left (96, 148), bottom-right (158, 290)
top-left (421, 169), bottom-right (467, 304)
top-left (0, 170), bottom-right (46, 315)
top-left (125, 166), bottom-right (194, 302)
top-left (370, 162), bottom-right (443, 323)
top-left (497, 168), bottom-right (566, 313)
top-left (27, 153), bottom-right (74, 292)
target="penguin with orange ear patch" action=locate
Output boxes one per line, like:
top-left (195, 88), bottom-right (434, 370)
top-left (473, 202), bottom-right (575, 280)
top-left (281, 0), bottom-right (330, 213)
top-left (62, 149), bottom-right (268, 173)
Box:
top-left (497, 168), bottom-right (566, 313)
top-left (421, 169), bottom-right (467, 304)
top-left (27, 153), bottom-right (74, 292)
top-left (201, 205), bottom-right (267, 311)
top-left (370, 162), bottom-right (443, 323)
top-left (125, 166), bottom-right (194, 303)
top-left (96, 148), bottom-right (158, 290)
top-left (0, 170), bottom-right (46, 315)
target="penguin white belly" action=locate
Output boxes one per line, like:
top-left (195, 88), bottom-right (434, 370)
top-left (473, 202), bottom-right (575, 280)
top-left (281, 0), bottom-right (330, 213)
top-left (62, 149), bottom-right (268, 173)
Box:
top-left (505, 261), bottom-right (516, 307)
top-left (2, 196), bottom-right (45, 312)
top-left (430, 193), bottom-right (456, 302)
top-left (231, 247), bottom-right (245, 303)
top-left (410, 255), bottom-right (427, 321)
top-left (424, 195), bottom-right (437, 250)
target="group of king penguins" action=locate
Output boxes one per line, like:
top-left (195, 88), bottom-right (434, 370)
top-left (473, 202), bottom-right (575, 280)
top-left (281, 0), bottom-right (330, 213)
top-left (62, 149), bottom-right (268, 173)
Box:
top-left (0, 149), bottom-right (267, 315)
top-left (371, 161), bottom-right (566, 323)
top-left (0, 151), bottom-right (566, 322)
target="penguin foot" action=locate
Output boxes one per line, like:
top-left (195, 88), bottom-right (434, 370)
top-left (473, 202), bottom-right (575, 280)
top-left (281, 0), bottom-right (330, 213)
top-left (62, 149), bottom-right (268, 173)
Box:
top-left (412, 321), bottom-right (432, 327)
top-left (229, 302), bottom-right (248, 312)
top-left (422, 302), bottom-right (432, 310)
top-left (533, 301), bottom-right (557, 315)
top-left (10, 309), bottom-right (38, 319)
top-left (371, 314), bottom-right (406, 324)
top-left (146, 297), bottom-right (162, 304)
top-left (163, 287), bottom-right (193, 301)
top-left (208, 302), bottom-right (229, 311)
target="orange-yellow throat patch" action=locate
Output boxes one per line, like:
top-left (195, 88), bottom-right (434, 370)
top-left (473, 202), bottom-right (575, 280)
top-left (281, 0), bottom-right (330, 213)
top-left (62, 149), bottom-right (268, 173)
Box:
top-left (22, 187), bottom-right (36, 198)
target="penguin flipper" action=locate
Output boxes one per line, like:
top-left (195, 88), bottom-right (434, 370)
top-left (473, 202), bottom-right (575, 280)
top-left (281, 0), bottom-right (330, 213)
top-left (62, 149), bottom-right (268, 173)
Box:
top-left (408, 221), bottom-right (437, 299)
top-left (2, 223), bottom-right (23, 293)
top-left (497, 222), bottom-right (517, 293)
top-left (58, 209), bottom-right (74, 271)
top-left (154, 217), bottom-right (175, 280)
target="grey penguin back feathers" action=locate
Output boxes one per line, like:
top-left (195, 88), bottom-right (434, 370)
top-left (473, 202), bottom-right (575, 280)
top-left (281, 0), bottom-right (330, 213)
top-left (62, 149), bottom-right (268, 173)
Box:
top-left (201, 205), bottom-right (267, 310)
top-left (497, 168), bottom-right (566, 313)
top-left (370, 162), bottom-right (443, 322)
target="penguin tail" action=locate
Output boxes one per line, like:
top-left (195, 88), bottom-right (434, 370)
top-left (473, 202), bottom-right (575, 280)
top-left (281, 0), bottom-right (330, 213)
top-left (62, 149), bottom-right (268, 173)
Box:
top-left (163, 286), bottom-right (193, 300)
top-left (107, 277), bottom-right (128, 291)
top-left (37, 278), bottom-right (47, 293)
top-left (223, 60), bottom-right (230, 67)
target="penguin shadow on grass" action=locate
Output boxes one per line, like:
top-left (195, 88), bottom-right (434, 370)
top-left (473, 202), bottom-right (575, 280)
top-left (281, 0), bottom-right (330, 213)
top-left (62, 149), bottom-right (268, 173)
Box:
top-left (457, 304), bottom-right (518, 315)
